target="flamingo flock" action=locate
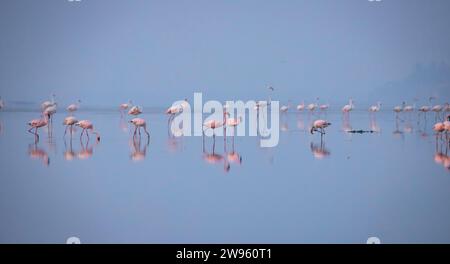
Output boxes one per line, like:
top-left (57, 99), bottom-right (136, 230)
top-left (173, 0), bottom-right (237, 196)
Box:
top-left (1, 92), bottom-right (450, 168)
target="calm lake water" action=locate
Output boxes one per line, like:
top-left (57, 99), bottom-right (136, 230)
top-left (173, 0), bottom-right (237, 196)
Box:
top-left (0, 109), bottom-right (449, 243)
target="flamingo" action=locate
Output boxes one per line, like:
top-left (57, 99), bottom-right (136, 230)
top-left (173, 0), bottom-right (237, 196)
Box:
top-left (128, 105), bottom-right (142, 116)
top-left (67, 100), bottom-right (81, 114)
top-left (342, 98), bottom-right (354, 113)
top-left (63, 116), bottom-right (78, 137)
top-left (225, 113), bottom-right (242, 146)
top-left (75, 120), bottom-right (100, 141)
top-left (203, 115), bottom-right (226, 152)
top-left (310, 119), bottom-right (331, 135)
top-left (28, 115), bottom-right (49, 140)
top-left (403, 102), bottom-right (415, 112)
top-left (41, 94), bottom-right (56, 111)
top-left (433, 122), bottom-right (445, 134)
top-left (307, 98), bottom-right (318, 112)
top-left (393, 102), bottom-right (405, 113)
top-left (297, 101), bottom-right (305, 111)
top-left (444, 103), bottom-right (450, 112)
top-left (0, 96), bottom-right (4, 110)
top-left (166, 99), bottom-right (187, 120)
top-left (43, 104), bottom-right (57, 127)
top-left (119, 100), bottom-right (132, 115)
top-left (129, 118), bottom-right (150, 139)
top-left (432, 104), bottom-right (443, 121)
top-left (280, 101), bottom-right (290, 112)
top-left (319, 103), bottom-right (329, 111)
top-left (369, 102), bottom-right (381, 112)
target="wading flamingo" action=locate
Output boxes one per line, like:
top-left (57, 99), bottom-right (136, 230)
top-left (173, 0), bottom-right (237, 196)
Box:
top-left (67, 100), bottom-right (81, 114)
top-left (120, 100), bottom-right (132, 116)
top-left (128, 105), bottom-right (142, 116)
top-left (342, 98), bottom-right (354, 113)
top-left (444, 103), bottom-right (450, 112)
top-left (225, 113), bottom-right (242, 148)
top-left (403, 101), bottom-right (415, 112)
top-left (43, 104), bottom-right (57, 128)
top-left (297, 101), bottom-right (305, 111)
top-left (280, 101), bottom-right (291, 113)
top-left (41, 94), bottom-right (56, 111)
top-left (166, 99), bottom-right (187, 121)
top-left (28, 115), bottom-right (49, 140)
top-left (63, 116), bottom-right (78, 137)
top-left (369, 102), bottom-right (381, 113)
top-left (0, 96), bottom-right (4, 109)
top-left (75, 120), bottom-right (100, 141)
top-left (433, 122), bottom-right (445, 135)
top-left (129, 118), bottom-right (150, 139)
top-left (310, 119), bottom-right (331, 135)
top-left (203, 116), bottom-right (226, 152)
top-left (393, 102), bottom-right (405, 115)
top-left (307, 98), bottom-right (318, 112)
top-left (319, 103), bottom-right (329, 111)
top-left (432, 104), bottom-right (443, 121)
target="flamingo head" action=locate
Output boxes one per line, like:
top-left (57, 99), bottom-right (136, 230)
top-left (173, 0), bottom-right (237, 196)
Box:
top-left (310, 127), bottom-right (316, 134)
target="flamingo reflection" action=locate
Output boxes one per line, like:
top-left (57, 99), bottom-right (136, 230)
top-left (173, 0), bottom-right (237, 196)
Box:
top-left (310, 141), bottom-right (331, 160)
top-left (78, 138), bottom-right (98, 160)
top-left (63, 138), bottom-right (76, 161)
top-left (130, 135), bottom-right (149, 162)
top-left (28, 141), bottom-right (50, 166)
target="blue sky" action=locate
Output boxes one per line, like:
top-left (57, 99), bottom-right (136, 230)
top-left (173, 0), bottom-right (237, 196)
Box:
top-left (0, 0), bottom-right (449, 108)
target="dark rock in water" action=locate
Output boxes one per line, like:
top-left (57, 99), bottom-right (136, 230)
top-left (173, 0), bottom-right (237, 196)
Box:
top-left (346, 130), bottom-right (375, 134)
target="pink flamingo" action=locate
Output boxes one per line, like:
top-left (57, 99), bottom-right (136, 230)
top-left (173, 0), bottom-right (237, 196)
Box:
top-left (203, 113), bottom-right (227, 152)
top-left (319, 103), bottom-right (329, 111)
top-left (129, 118), bottom-right (150, 139)
top-left (67, 100), bottom-right (81, 114)
top-left (63, 116), bottom-right (78, 137)
top-left (307, 98), bottom-right (318, 112)
top-left (41, 94), bottom-right (56, 111)
top-left (0, 96), bottom-right (4, 110)
top-left (225, 113), bottom-right (242, 148)
top-left (280, 101), bottom-right (291, 113)
top-left (394, 102), bottom-right (405, 113)
top-left (369, 102), bottom-right (381, 113)
top-left (119, 100), bottom-right (132, 116)
top-left (166, 99), bottom-right (187, 121)
top-left (342, 98), bottom-right (354, 113)
top-left (297, 101), bottom-right (305, 111)
top-left (432, 104), bottom-right (443, 121)
top-left (128, 105), bottom-right (142, 116)
top-left (310, 119), bottom-right (331, 135)
top-left (28, 115), bottom-right (49, 140)
top-left (75, 120), bottom-right (100, 141)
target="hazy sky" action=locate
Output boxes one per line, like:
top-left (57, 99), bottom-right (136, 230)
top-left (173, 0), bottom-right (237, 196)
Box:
top-left (0, 0), bottom-right (449, 107)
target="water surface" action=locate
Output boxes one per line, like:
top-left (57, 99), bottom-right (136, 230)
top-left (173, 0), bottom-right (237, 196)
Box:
top-left (0, 109), bottom-right (449, 243)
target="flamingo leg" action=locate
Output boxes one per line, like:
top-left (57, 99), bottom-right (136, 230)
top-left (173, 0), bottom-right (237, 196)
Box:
top-left (64, 125), bottom-right (68, 137)
top-left (80, 128), bottom-right (85, 140)
top-left (212, 130), bottom-right (216, 154)
top-left (138, 126), bottom-right (141, 135)
top-left (28, 127), bottom-right (36, 135)
top-left (144, 125), bottom-right (150, 139)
